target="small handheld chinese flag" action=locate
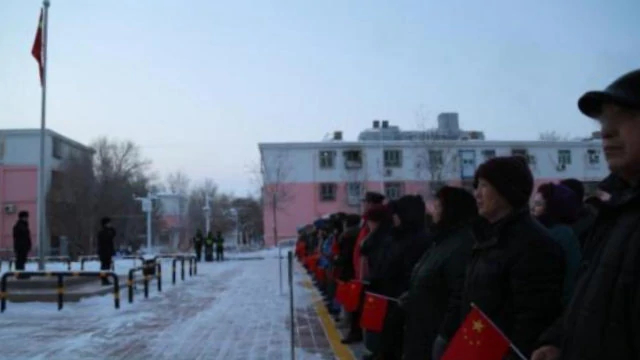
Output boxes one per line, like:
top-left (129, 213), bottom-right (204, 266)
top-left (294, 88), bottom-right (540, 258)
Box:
top-left (441, 305), bottom-right (511, 360)
top-left (335, 280), bottom-right (348, 305)
top-left (342, 281), bottom-right (364, 312)
top-left (359, 292), bottom-right (390, 332)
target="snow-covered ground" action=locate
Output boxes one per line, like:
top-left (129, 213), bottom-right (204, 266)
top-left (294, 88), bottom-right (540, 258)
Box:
top-left (0, 251), bottom-right (331, 360)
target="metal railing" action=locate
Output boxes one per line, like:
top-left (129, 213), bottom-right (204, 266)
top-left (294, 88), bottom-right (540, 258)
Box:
top-left (170, 255), bottom-right (197, 285)
top-left (6, 256), bottom-right (72, 271)
top-left (78, 256), bottom-right (116, 271)
top-left (0, 271), bottom-right (120, 312)
top-left (127, 262), bottom-right (162, 303)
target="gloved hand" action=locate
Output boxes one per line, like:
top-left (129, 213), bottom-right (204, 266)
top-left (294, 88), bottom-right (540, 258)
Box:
top-left (432, 335), bottom-right (448, 360)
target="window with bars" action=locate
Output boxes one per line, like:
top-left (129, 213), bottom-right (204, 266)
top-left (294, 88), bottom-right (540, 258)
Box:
top-left (319, 183), bottom-right (337, 201)
top-left (52, 137), bottom-right (63, 159)
top-left (384, 149), bottom-right (402, 167)
top-left (481, 149), bottom-right (496, 161)
top-left (511, 148), bottom-right (536, 165)
top-left (558, 149), bottom-right (572, 165)
top-left (318, 151), bottom-right (336, 169)
top-left (384, 182), bottom-right (404, 200)
top-left (346, 182), bottom-right (363, 205)
top-left (587, 149), bottom-right (600, 165)
top-left (344, 150), bottom-right (363, 169)
top-left (428, 150), bottom-right (444, 168)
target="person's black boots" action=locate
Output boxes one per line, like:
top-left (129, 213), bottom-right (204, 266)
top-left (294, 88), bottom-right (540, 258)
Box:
top-left (341, 331), bottom-right (363, 344)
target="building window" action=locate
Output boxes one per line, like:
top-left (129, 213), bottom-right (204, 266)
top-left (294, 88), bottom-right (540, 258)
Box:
top-left (558, 150), bottom-right (572, 165)
top-left (511, 148), bottom-right (536, 165)
top-left (52, 137), bottom-right (63, 159)
top-left (346, 182), bottom-right (362, 205)
top-left (344, 150), bottom-right (363, 169)
top-left (481, 149), bottom-right (496, 161)
top-left (319, 151), bottom-right (336, 169)
top-left (428, 150), bottom-right (444, 168)
top-left (384, 182), bottom-right (404, 200)
top-left (319, 183), bottom-right (337, 201)
top-left (384, 149), bottom-right (402, 168)
top-left (587, 149), bottom-right (600, 165)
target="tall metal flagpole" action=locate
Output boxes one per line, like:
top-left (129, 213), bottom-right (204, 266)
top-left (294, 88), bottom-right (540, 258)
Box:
top-left (37, 0), bottom-right (51, 270)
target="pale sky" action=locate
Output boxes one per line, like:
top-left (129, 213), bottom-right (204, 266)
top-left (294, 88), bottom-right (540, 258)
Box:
top-left (1, 0), bottom-right (638, 194)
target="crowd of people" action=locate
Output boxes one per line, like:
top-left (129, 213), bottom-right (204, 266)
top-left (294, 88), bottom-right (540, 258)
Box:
top-left (295, 68), bottom-right (640, 360)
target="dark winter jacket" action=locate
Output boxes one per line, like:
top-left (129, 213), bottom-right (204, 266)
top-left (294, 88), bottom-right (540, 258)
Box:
top-left (570, 205), bottom-right (597, 248)
top-left (97, 226), bottom-right (116, 259)
top-left (462, 209), bottom-right (565, 358)
top-left (538, 175), bottom-right (640, 360)
top-left (403, 226), bottom-right (475, 360)
top-left (360, 223), bottom-right (395, 296)
top-left (547, 225), bottom-right (582, 307)
top-left (13, 219), bottom-right (32, 254)
top-left (336, 225), bottom-right (359, 281)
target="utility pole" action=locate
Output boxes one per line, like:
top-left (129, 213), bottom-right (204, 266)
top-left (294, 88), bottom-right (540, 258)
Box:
top-left (134, 192), bottom-right (156, 253)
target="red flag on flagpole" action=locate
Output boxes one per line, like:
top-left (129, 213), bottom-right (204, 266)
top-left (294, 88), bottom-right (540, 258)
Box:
top-left (441, 305), bottom-right (511, 360)
top-left (359, 292), bottom-right (390, 332)
top-left (342, 280), bottom-right (364, 312)
top-left (32, 9), bottom-right (44, 86)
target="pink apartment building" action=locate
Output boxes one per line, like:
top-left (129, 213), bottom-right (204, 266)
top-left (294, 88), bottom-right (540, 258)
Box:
top-left (0, 129), bottom-right (94, 257)
top-left (258, 115), bottom-right (608, 246)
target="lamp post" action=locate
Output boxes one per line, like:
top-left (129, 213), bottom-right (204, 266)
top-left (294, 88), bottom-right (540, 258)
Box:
top-left (203, 193), bottom-right (211, 234)
top-left (134, 192), bottom-right (157, 253)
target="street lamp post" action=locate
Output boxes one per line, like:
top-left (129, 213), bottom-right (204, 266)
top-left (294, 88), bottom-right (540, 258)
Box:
top-left (203, 193), bottom-right (211, 234)
top-left (134, 192), bottom-right (157, 253)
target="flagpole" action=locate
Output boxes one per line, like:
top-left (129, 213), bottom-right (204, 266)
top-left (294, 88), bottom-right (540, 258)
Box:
top-left (37, 0), bottom-right (50, 270)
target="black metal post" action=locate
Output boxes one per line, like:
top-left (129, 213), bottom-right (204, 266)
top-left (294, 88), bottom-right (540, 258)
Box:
top-left (144, 274), bottom-right (149, 299)
top-left (128, 269), bottom-right (135, 304)
top-left (172, 259), bottom-right (177, 285)
top-left (1, 273), bottom-right (8, 312)
top-left (181, 258), bottom-right (185, 281)
top-left (189, 258), bottom-right (193, 276)
top-left (288, 251), bottom-right (295, 360)
top-left (156, 263), bottom-right (162, 292)
top-left (57, 274), bottom-right (64, 311)
top-left (110, 273), bottom-right (120, 309)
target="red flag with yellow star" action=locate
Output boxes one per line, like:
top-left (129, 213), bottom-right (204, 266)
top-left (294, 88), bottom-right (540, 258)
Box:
top-left (441, 305), bottom-right (511, 360)
top-left (359, 292), bottom-right (390, 332)
top-left (342, 280), bottom-right (364, 312)
top-left (32, 9), bottom-right (44, 86)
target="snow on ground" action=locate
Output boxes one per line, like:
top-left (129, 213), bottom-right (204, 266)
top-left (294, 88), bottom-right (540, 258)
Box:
top-left (0, 251), bottom-right (333, 360)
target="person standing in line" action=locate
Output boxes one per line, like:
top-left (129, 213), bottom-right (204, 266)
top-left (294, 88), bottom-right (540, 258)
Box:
top-left (193, 229), bottom-right (204, 262)
top-left (532, 69), bottom-right (640, 360)
top-left (97, 217), bottom-right (116, 285)
top-left (13, 211), bottom-right (32, 274)
top-left (215, 231), bottom-right (225, 261)
top-left (204, 232), bottom-right (215, 262)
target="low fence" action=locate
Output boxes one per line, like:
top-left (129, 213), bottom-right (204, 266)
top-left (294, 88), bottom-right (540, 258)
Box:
top-left (5, 256), bottom-right (72, 271)
top-left (78, 256), bottom-right (116, 271)
top-left (0, 271), bottom-right (120, 312)
top-left (127, 262), bottom-right (162, 303)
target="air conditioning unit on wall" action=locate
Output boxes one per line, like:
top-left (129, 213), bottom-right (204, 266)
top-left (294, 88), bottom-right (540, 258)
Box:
top-left (556, 163), bottom-right (567, 172)
top-left (384, 168), bottom-right (393, 177)
top-left (4, 204), bottom-right (17, 214)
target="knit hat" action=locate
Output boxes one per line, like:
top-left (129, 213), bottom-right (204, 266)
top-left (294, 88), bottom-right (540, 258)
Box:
top-left (537, 183), bottom-right (580, 225)
top-left (474, 156), bottom-right (534, 209)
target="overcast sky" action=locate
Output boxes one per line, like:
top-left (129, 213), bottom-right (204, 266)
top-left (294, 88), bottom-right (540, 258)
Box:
top-left (1, 0), bottom-right (638, 195)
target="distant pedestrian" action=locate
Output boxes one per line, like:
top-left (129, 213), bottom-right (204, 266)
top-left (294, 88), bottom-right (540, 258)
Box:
top-left (215, 231), bottom-right (225, 261)
top-left (13, 211), bottom-right (32, 273)
top-left (204, 232), bottom-right (214, 262)
top-left (97, 217), bottom-right (116, 285)
top-left (193, 230), bottom-right (204, 262)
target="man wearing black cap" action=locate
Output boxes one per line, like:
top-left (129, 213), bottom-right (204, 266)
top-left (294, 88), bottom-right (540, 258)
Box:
top-left (533, 69), bottom-right (640, 360)
top-left (13, 211), bottom-right (32, 272)
top-left (97, 217), bottom-right (116, 285)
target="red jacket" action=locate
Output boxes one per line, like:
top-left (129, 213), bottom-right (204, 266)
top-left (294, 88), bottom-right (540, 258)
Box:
top-left (352, 222), bottom-right (369, 281)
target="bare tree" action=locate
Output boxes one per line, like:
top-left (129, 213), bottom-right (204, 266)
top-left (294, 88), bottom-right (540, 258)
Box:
top-left (47, 153), bottom-right (96, 257)
top-left (165, 170), bottom-right (190, 246)
top-left (91, 137), bottom-right (159, 252)
top-left (539, 131), bottom-right (570, 141)
top-left (259, 149), bottom-right (294, 246)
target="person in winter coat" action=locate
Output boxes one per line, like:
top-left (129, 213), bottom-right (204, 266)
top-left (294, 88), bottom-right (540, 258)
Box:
top-left (402, 186), bottom-right (478, 360)
top-left (532, 183), bottom-right (583, 306)
top-left (341, 191), bottom-right (385, 345)
top-left (359, 203), bottom-right (394, 359)
top-left (13, 211), bottom-right (32, 272)
top-left (204, 232), bottom-right (214, 262)
top-left (464, 156), bottom-right (565, 359)
top-left (532, 69), bottom-right (640, 360)
top-left (336, 214), bottom-right (362, 282)
top-left (559, 178), bottom-right (598, 248)
top-left (215, 231), bottom-right (225, 261)
top-left (193, 229), bottom-right (204, 262)
top-left (97, 217), bottom-right (116, 285)
top-left (377, 195), bottom-right (432, 360)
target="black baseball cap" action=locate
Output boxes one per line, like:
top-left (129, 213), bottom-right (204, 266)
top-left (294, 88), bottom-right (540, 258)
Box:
top-left (578, 69), bottom-right (640, 118)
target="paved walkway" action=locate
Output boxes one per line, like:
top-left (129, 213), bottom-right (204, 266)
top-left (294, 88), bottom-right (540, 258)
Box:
top-left (0, 253), bottom-right (343, 360)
